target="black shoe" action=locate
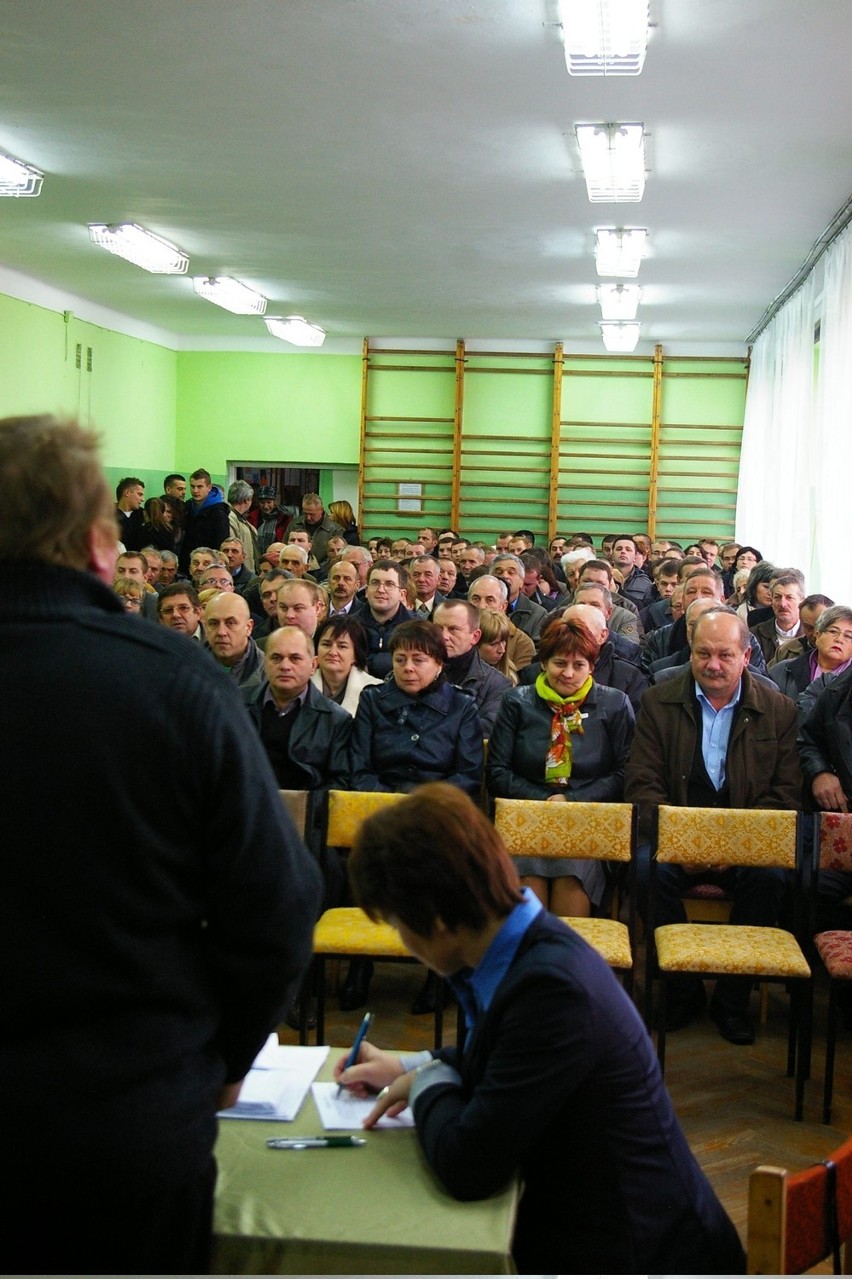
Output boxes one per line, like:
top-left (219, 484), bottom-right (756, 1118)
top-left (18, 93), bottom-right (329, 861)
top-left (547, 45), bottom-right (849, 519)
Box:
top-left (285, 998), bottom-right (316, 1031)
top-left (339, 959), bottom-right (373, 1011)
top-left (665, 982), bottom-right (706, 1031)
top-left (709, 1004), bottom-right (755, 1045)
top-left (411, 971), bottom-right (442, 1016)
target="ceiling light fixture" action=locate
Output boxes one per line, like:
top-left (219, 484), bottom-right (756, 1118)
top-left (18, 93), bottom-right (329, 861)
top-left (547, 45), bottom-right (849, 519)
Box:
top-left (559, 0), bottom-right (650, 76)
top-left (594, 227), bottom-right (647, 277)
top-left (600, 320), bottom-right (641, 352)
top-left (193, 276), bottom-right (267, 315)
top-left (575, 123), bottom-right (646, 201)
top-left (598, 283), bottom-right (640, 320)
top-left (265, 315), bottom-right (326, 347)
top-left (88, 223), bottom-right (189, 274)
top-left (0, 152), bottom-right (43, 196)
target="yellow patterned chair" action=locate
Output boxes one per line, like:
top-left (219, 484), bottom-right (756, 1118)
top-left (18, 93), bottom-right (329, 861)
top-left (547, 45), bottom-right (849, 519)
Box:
top-left (810, 812), bottom-right (852, 1124)
top-left (648, 805), bottom-right (811, 1120)
top-left (492, 798), bottom-right (637, 994)
top-left (302, 790), bottom-right (450, 1049)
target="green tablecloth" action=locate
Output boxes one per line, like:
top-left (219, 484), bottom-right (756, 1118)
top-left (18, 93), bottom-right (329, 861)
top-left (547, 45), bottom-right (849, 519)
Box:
top-left (212, 1050), bottom-right (518, 1274)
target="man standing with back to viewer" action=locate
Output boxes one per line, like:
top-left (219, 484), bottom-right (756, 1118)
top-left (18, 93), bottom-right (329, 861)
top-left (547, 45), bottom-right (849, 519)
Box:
top-left (0, 415), bottom-right (322, 1275)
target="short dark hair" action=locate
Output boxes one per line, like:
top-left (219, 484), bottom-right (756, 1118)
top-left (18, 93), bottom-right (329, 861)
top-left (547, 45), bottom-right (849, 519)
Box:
top-left (736, 544), bottom-right (763, 564)
top-left (579, 558), bottom-right (614, 580)
top-left (512, 529), bottom-right (535, 546)
top-left (116, 549), bottom-right (148, 571)
top-left (316, 614), bottom-right (369, 669)
top-left (538, 616), bottom-right (601, 667)
top-left (613, 534), bottom-right (637, 550)
top-left (655, 557), bottom-right (681, 578)
top-left (190, 468), bottom-right (212, 483)
top-left (163, 473), bottom-right (185, 488)
top-left (802, 593), bottom-right (835, 610)
top-left (369, 557), bottom-right (408, 589)
top-left (115, 475), bottom-right (144, 500)
top-left (157, 581), bottom-right (201, 613)
top-left (388, 618), bottom-right (448, 663)
top-left (349, 783), bottom-right (523, 936)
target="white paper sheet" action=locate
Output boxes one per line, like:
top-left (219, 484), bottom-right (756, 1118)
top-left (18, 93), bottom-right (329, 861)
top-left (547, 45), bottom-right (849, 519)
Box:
top-left (218, 1042), bottom-right (330, 1122)
top-left (311, 1080), bottom-right (415, 1130)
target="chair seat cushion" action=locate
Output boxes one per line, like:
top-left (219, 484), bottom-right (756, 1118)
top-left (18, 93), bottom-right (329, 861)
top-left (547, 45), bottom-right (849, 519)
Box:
top-left (815, 930), bottom-right (852, 980)
top-left (313, 907), bottom-right (410, 957)
top-left (654, 924), bottom-right (810, 977)
top-left (561, 917), bottom-right (632, 970)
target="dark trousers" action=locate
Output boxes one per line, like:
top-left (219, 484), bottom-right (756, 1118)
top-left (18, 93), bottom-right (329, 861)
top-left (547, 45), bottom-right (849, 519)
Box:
top-left (641, 848), bottom-right (787, 1013)
top-left (3, 1157), bottom-right (216, 1275)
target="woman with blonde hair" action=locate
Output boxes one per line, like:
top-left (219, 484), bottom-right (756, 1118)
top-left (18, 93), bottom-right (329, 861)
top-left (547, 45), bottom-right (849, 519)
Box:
top-left (328, 499), bottom-right (359, 545)
top-left (476, 608), bottom-right (519, 684)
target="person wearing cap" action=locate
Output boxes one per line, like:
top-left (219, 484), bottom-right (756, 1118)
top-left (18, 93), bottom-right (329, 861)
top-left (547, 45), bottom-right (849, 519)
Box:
top-left (255, 486), bottom-right (292, 555)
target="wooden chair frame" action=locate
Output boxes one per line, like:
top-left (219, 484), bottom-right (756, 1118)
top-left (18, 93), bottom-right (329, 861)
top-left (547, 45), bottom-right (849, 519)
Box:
top-left (808, 811), bottom-right (852, 1125)
top-left (748, 1132), bottom-right (852, 1272)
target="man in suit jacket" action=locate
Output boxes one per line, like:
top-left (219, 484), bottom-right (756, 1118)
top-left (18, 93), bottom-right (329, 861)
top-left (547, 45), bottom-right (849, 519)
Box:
top-left (492, 554), bottom-right (547, 645)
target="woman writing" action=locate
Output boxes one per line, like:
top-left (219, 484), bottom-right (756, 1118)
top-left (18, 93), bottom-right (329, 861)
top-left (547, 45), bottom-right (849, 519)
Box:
top-left (335, 785), bottom-right (745, 1275)
top-left (310, 615), bottom-right (381, 715)
top-left (487, 615), bottom-right (634, 917)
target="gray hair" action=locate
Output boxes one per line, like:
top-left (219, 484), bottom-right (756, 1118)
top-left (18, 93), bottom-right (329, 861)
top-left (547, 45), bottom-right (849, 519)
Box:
top-left (561, 547), bottom-right (595, 571)
top-left (469, 574), bottom-right (508, 602)
top-left (228, 480), bottom-right (254, 504)
top-left (160, 550), bottom-right (178, 566)
top-left (281, 544), bottom-right (309, 565)
top-left (492, 554), bottom-right (525, 576)
top-left (342, 546), bottom-right (373, 566)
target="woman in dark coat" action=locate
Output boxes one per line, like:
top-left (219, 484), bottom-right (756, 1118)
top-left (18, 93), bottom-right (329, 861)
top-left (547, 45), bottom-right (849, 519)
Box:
top-left (343, 619), bottom-right (484, 1012)
top-left (487, 615), bottom-right (634, 918)
top-left (349, 619), bottom-right (483, 798)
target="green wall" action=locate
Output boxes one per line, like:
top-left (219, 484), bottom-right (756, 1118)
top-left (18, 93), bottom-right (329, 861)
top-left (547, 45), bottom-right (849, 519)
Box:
top-left (0, 288), bottom-right (747, 541)
top-left (175, 351), bottom-right (361, 472)
top-left (0, 293), bottom-right (177, 485)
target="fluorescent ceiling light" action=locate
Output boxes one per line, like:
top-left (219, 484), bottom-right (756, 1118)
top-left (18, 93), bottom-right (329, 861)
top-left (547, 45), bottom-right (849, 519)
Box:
top-left (193, 276), bottom-right (267, 315)
top-left (88, 223), bottom-right (189, 274)
top-left (559, 0), bottom-right (650, 76)
top-left (0, 152), bottom-right (43, 197)
top-left (594, 227), bottom-right (647, 277)
top-left (600, 321), bottom-right (641, 352)
top-left (598, 283), bottom-right (640, 320)
top-left (575, 123), bottom-right (646, 202)
top-left (265, 315), bottom-right (326, 347)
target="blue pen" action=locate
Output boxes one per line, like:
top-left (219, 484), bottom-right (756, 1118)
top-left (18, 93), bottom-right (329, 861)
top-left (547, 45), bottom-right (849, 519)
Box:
top-left (337, 1011), bottom-right (373, 1096)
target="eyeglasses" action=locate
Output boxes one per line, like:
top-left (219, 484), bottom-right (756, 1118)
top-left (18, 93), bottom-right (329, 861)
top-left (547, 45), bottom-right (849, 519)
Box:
top-left (161, 604), bottom-right (195, 617)
top-left (824, 626), bottom-right (852, 643)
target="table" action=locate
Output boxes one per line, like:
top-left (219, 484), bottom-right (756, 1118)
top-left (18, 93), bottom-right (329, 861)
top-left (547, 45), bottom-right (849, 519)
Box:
top-left (212, 1050), bottom-right (519, 1274)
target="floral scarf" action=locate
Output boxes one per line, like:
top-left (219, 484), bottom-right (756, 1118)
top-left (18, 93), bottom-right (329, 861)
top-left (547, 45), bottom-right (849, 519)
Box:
top-left (535, 671), bottom-right (593, 785)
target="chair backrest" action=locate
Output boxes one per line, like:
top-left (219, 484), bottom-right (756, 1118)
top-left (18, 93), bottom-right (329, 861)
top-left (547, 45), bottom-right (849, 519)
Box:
top-left (326, 789), bottom-right (406, 850)
top-left (817, 811), bottom-right (852, 873)
top-left (493, 798), bottom-right (634, 863)
top-left (279, 789), bottom-right (311, 839)
top-left (748, 1132), bottom-right (852, 1273)
top-left (656, 805), bottom-right (798, 869)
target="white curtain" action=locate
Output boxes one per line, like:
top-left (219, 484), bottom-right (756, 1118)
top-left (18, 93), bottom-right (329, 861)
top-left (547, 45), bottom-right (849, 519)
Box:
top-left (811, 225), bottom-right (852, 596)
top-left (736, 272), bottom-right (816, 575)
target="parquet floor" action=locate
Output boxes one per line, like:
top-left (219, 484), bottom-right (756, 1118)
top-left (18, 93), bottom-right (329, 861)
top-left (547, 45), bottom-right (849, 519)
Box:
top-left (279, 956), bottom-right (852, 1273)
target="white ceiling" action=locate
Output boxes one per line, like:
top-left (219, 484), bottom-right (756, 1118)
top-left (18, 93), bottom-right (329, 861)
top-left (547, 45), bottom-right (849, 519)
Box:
top-left (1, 0), bottom-right (851, 353)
